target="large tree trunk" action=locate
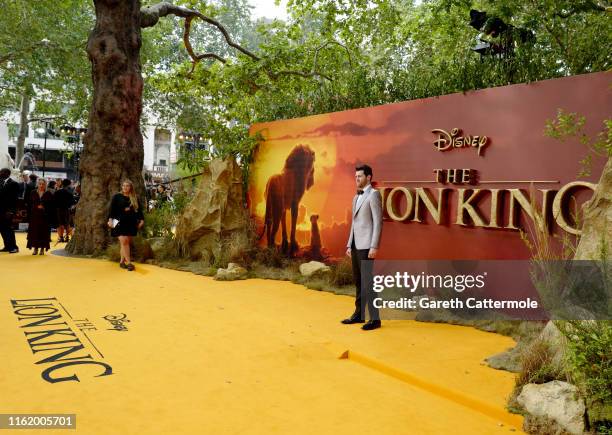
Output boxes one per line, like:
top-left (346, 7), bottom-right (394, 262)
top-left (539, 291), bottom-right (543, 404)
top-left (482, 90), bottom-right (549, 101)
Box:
top-left (69, 0), bottom-right (145, 255)
top-left (15, 88), bottom-right (30, 169)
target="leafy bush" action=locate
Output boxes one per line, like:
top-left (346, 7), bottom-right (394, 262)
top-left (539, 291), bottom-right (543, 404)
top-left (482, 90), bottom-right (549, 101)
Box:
top-left (170, 190), bottom-right (190, 214)
top-left (508, 337), bottom-right (567, 416)
top-left (556, 321), bottom-right (612, 406)
top-left (144, 202), bottom-right (175, 238)
top-left (329, 257), bottom-right (354, 287)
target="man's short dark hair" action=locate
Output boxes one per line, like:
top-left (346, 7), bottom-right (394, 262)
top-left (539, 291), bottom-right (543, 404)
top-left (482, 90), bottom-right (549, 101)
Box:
top-left (29, 174), bottom-right (38, 182)
top-left (62, 178), bottom-right (71, 187)
top-left (355, 164), bottom-right (373, 179)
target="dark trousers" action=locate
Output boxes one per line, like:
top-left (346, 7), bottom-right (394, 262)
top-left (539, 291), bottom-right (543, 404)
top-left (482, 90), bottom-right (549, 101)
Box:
top-left (351, 239), bottom-right (380, 321)
top-left (0, 212), bottom-right (17, 250)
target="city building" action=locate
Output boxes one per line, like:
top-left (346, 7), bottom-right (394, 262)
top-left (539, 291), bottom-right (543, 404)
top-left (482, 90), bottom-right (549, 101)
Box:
top-left (0, 114), bottom-right (181, 182)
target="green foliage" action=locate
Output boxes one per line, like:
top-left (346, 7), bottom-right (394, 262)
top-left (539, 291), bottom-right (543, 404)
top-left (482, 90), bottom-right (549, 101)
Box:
top-left (545, 109), bottom-right (612, 177)
top-left (516, 338), bottom-right (566, 387)
top-left (144, 201), bottom-right (176, 239)
top-left (144, 192), bottom-right (190, 239)
top-left (144, 0), bottom-right (611, 178)
top-left (170, 190), bottom-right (191, 214)
top-left (556, 321), bottom-right (612, 406)
top-left (0, 0), bottom-right (94, 123)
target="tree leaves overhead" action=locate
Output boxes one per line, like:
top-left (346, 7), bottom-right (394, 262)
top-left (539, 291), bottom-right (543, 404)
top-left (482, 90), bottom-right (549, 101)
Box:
top-left (0, 0), bottom-right (94, 123)
top-left (2, 0), bottom-right (609, 167)
top-left (148, 0), bottom-right (610, 168)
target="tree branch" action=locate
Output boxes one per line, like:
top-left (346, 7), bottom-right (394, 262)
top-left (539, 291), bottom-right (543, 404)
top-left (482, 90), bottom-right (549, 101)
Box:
top-left (141, 2), bottom-right (350, 83)
top-left (555, 0), bottom-right (611, 18)
top-left (140, 2), bottom-right (260, 64)
top-left (183, 16), bottom-right (227, 74)
top-left (0, 40), bottom-right (58, 66)
top-left (26, 115), bottom-right (68, 124)
top-left (313, 40), bottom-right (353, 71)
top-left (267, 70), bottom-right (332, 82)
top-left (0, 85), bottom-right (19, 93)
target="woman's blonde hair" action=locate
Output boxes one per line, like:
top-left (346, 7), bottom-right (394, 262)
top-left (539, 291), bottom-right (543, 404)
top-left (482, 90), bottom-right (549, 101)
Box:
top-left (121, 179), bottom-right (139, 210)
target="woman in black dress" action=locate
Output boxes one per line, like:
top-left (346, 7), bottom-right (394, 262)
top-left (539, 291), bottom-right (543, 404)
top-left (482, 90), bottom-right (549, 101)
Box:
top-left (27, 178), bottom-right (53, 255)
top-left (107, 179), bottom-right (144, 271)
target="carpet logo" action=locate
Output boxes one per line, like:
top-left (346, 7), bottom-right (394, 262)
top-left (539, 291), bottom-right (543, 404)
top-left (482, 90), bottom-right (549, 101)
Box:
top-left (10, 297), bottom-right (114, 384)
top-left (103, 313), bottom-right (130, 332)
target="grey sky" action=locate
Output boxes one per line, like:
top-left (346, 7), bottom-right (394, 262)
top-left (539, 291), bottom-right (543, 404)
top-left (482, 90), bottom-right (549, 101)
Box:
top-left (250, 0), bottom-right (288, 20)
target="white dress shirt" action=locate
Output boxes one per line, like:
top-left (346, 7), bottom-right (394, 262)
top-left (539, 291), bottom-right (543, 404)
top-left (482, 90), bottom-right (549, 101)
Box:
top-left (355, 183), bottom-right (372, 210)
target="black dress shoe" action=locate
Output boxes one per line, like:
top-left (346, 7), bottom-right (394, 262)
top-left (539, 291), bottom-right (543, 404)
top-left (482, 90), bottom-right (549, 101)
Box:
top-left (361, 320), bottom-right (381, 331)
top-left (341, 314), bottom-right (365, 324)
top-left (0, 247), bottom-right (9, 252)
top-left (9, 248), bottom-right (19, 254)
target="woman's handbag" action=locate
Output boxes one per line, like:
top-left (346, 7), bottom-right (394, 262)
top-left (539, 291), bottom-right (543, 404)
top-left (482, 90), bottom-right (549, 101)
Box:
top-left (110, 218), bottom-right (120, 237)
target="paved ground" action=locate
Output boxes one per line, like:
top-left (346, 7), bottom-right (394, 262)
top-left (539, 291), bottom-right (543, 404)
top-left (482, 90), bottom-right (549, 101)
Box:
top-left (0, 234), bottom-right (524, 434)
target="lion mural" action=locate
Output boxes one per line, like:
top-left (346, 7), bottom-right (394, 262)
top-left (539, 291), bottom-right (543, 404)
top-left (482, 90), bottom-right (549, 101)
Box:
top-left (262, 144), bottom-right (315, 255)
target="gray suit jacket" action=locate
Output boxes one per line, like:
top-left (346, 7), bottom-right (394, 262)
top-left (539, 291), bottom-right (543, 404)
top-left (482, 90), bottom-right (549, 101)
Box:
top-left (346, 187), bottom-right (383, 250)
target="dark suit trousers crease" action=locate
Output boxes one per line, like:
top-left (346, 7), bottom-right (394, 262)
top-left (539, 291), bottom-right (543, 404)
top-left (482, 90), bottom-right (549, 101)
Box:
top-left (351, 239), bottom-right (380, 321)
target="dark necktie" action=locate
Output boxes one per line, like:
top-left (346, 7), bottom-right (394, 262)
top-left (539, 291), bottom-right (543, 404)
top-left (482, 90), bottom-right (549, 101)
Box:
top-left (357, 189), bottom-right (364, 195)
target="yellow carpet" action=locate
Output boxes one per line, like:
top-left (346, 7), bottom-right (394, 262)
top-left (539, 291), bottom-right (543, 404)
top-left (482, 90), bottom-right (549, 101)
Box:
top-left (0, 234), bottom-right (523, 434)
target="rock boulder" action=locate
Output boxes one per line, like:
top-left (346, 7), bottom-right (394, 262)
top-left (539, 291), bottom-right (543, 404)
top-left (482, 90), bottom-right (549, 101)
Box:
top-left (215, 263), bottom-right (248, 281)
top-left (517, 381), bottom-right (585, 435)
top-left (175, 158), bottom-right (251, 265)
top-left (299, 261), bottom-right (331, 277)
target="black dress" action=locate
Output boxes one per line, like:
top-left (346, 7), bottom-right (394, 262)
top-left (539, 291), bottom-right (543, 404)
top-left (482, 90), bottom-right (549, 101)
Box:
top-left (46, 189), bottom-right (57, 229)
top-left (54, 188), bottom-right (74, 226)
top-left (27, 190), bottom-right (53, 249)
top-left (108, 193), bottom-right (144, 237)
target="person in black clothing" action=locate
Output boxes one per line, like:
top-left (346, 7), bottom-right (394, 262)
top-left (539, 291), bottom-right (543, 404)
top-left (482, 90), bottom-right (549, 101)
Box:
top-left (155, 184), bottom-right (170, 208)
top-left (0, 168), bottom-right (19, 253)
top-left (17, 172), bottom-right (29, 199)
top-left (24, 174), bottom-right (37, 222)
top-left (45, 180), bottom-right (58, 231)
top-left (107, 179), bottom-right (144, 271)
top-left (27, 178), bottom-right (53, 255)
top-left (55, 179), bottom-right (75, 243)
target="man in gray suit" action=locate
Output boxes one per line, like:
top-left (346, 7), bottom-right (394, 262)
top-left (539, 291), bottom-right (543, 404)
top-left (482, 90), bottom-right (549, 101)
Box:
top-left (342, 164), bottom-right (383, 330)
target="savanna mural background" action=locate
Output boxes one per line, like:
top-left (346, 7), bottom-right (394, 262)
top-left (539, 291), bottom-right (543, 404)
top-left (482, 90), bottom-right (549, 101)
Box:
top-left (248, 72), bottom-right (610, 261)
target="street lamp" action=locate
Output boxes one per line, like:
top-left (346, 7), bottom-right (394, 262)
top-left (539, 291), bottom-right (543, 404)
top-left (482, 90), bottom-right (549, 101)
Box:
top-left (42, 121), bottom-right (50, 177)
top-left (60, 125), bottom-right (87, 180)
